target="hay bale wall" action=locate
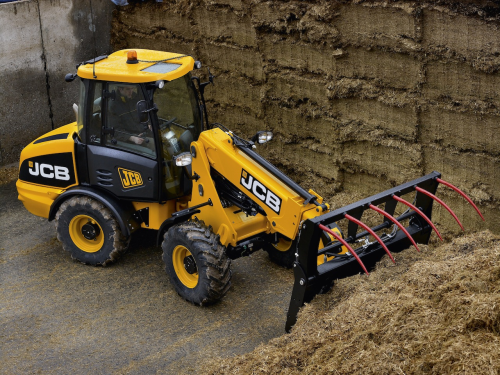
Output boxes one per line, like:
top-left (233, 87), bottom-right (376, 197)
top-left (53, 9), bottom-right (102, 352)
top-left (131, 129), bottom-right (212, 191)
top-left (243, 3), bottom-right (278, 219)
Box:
top-left (112, 0), bottom-right (500, 234)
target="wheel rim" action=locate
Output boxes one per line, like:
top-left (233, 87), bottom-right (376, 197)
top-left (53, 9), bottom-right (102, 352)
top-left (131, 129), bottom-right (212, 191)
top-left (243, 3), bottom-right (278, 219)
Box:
top-left (273, 238), bottom-right (292, 252)
top-left (172, 245), bottom-right (199, 288)
top-left (69, 215), bottom-right (104, 253)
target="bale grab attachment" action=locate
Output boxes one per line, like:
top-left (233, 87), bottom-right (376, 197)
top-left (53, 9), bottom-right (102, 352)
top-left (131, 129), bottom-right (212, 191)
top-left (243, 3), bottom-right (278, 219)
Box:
top-left (285, 171), bottom-right (484, 332)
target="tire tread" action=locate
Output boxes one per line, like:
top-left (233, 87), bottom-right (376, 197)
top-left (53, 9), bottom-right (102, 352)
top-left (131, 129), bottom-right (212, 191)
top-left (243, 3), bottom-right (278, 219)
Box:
top-left (162, 219), bottom-right (231, 305)
top-left (55, 196), bottom-right (129, 266)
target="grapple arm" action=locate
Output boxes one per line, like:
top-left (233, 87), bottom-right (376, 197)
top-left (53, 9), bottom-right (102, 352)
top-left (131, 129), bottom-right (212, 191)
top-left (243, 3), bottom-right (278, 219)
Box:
top-left (285, 171), bottom-right (484, 332)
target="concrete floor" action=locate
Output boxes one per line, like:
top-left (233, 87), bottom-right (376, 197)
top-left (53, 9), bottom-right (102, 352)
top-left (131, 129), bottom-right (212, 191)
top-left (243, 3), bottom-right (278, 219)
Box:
top-left (0, 179), bottom-right (294, 374)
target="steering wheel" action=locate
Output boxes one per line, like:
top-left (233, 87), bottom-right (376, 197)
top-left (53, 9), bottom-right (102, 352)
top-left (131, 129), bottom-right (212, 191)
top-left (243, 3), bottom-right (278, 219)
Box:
top-left (159, 117), bottom-right (178, 130)
top-left (170, 122), bottom-right (190, 130)
top-left (159, 117), bottom-right (191, 131)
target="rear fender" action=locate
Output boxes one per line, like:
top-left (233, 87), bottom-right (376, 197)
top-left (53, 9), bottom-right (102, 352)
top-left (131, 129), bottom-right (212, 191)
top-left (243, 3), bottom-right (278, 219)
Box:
top-left (48, 187), bottom-right (137, 237)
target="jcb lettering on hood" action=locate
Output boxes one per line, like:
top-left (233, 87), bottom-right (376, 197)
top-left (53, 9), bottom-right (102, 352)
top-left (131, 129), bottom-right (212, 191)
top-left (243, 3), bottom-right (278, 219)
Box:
top-left (28, 161), bottom-right (70, 181)
top-left (241, 169), bottom-right (282, 214)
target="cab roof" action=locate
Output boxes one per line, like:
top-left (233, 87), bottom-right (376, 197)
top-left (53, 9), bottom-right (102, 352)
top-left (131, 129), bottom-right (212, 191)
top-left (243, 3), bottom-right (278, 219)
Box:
top-left (77, 49), bottom-right (195, 83)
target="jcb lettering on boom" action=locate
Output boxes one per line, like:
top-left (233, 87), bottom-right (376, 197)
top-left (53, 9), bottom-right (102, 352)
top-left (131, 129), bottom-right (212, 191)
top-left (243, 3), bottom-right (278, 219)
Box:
top-left (240, 169), bottom-right (282, 214)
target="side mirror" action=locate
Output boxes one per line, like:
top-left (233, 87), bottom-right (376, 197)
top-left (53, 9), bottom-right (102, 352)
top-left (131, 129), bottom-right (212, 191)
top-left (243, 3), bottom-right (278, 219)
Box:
top-left (136, 100), bottom-right (149, 123)
top-left (250, 131), bottom-right (273, 145)
top-left (65, 73), bottom-right (77, 82)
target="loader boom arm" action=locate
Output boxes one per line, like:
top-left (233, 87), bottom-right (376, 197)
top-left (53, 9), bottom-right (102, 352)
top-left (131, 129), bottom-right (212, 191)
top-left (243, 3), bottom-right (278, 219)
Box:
top-left (188, 127), bottom-right (323, 246)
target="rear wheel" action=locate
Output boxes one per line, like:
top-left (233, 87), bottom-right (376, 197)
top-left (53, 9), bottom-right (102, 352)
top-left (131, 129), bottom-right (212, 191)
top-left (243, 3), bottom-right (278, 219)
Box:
top-left (263, 236), bottom-right (297, 269)
top-left (55, 196), bottom-right (130, 266)
top-left (162, 220), bottom-right (231, 305)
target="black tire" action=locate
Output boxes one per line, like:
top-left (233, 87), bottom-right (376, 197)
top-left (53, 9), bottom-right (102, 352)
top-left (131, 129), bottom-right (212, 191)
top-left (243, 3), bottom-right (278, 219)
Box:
top-left (55, 196), bottom-right (130, 266)
top-left (263, 236), bottom-right (297, 269)
top-left (162, 220), bottom-right (231, 306)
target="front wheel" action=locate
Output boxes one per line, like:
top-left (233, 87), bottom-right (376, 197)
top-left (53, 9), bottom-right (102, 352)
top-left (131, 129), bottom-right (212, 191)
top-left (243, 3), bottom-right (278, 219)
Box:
top-left (55, 196), bottom-right (130, 266)
top-left (263, 236), bottom-right (297, 269)
top-left (162, 220), bottom-right (231, 305)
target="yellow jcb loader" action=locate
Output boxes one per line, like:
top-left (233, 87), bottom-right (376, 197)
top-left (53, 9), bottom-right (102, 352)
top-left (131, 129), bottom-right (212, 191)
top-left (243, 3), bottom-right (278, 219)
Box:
top-left (16, 49), bottom-right (485, 331)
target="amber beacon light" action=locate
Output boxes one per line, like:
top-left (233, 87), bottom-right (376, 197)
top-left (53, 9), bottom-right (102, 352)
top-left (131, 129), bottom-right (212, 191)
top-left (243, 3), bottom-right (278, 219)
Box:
top-left (126, 50), bottom-right (138, 64)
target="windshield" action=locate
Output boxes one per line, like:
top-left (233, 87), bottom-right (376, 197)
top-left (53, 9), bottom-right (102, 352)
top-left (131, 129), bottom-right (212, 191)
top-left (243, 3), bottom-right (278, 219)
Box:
top-left (154, 74), bottom-right (201, 147)
top-left (153, 74), bottom-right (202, 198)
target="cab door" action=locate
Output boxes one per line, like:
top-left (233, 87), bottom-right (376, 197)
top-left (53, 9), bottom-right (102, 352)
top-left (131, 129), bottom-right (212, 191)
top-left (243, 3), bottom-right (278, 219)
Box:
top-left (85, 81), bottom-right (160, 201)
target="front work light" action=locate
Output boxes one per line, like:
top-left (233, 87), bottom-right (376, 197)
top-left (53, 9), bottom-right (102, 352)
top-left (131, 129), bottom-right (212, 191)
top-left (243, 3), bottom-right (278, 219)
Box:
top-left (258, 131), bottom-right (273, 144)
top-left (250, 131), bottom-right (273, 146)
top-left (174, 152), bottom-right (192, 167)
top-left (251, 131), bottom-right (273, 145)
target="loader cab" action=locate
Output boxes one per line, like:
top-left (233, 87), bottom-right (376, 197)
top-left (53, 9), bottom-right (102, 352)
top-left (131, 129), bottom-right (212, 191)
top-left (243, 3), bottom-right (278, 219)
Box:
top-left (77, 73), bottom-right (203, 203)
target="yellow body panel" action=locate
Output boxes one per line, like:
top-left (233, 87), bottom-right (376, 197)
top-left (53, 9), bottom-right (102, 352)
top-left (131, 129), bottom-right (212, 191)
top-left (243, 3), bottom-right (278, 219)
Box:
top-left (78, 49), bottom-right (195, 83)
top-left (22, 123), bottom-right (78, 160)
top-left (132, 201), bottom-right (176, 230)
top-left (188, 128), bottom-right (324, 246)
top-left (17, 181), bottom-right (65, 218)
top-left (17, 123), bottom-right (80, 218)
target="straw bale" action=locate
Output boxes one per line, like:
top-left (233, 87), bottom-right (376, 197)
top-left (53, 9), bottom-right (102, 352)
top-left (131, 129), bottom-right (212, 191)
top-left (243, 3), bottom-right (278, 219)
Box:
top-left (198, 43), bottom-right (265, 81)
top-left (193, 7), bottom-right (257, 48)
top-left (206, 73), bottom-right (264, 115)
top-left (339, 3), bottom-right (416, 40)
top-left (210, 105), bottom-right (262, 139)
top-left (332, 98), bottom-right (417, 141)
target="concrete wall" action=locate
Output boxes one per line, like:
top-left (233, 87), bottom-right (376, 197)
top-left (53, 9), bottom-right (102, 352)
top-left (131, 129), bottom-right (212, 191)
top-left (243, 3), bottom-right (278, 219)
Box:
top-left (112, 0), bottom-right (500, 235)
top-left (0, 0), bottom-right (114, 166)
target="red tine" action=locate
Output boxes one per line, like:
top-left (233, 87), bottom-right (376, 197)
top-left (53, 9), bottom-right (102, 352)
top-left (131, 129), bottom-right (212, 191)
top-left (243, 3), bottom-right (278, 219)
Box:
top-left (415, 186), bottom-right (464, 231)
top-left (319, 224), bottom-right (369, 275)
top-left (436, 178), bottom-right (485, 221)
top-left (368, 204), bottom-right (421, 252)
top-left (392, 195), bottom-right (443, 241)
top-left (344, 214), bottom-right (396, 264)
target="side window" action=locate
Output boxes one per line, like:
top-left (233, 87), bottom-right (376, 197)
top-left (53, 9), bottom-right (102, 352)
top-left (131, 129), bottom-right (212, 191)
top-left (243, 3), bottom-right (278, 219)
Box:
top-left (88, 82), bottom-right (103, 145)
top-left (106, 83), bottom-right (156, 158)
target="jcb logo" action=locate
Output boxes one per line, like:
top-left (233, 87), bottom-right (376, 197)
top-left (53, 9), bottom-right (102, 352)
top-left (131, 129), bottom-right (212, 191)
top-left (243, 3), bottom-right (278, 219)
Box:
top-left (118, 168), bottom-right (143, 189)
top-left (28, 161), bottom-right (70, 181)
top-left (240, 169), bottom-right (282, 214)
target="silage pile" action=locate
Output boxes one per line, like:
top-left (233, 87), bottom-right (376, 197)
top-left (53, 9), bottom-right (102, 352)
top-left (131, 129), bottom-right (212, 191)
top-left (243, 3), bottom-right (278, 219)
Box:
top-left (209, 231), bottom-right (500, 374)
